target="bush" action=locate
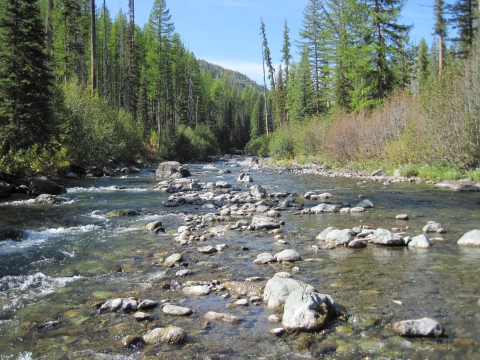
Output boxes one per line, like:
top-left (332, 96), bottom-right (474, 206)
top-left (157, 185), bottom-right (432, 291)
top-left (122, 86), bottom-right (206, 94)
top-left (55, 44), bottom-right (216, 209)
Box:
top-left (269, 128), bottom-right (294, 160)
top-left (245, 135), bottom-right (270, 156)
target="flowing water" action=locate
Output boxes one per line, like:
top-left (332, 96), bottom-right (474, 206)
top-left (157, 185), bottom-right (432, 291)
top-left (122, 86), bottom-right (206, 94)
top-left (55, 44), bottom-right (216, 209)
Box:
top-left (1, 161), bottom-right (480, 359)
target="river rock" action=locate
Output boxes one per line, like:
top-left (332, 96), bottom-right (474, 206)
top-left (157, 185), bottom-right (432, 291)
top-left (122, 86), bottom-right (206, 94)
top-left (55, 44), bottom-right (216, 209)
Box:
top-left (434, 179), bottom-right (479, 191)
top-left (422, 221), bottom-right (445, 233)
top-left (457, 229), bottom-right (480, 246)
top-left (176, 269), bottom-right (193, 277)
top-left (137, 299), bottom-right (158, 309)
top-left (143, 326), bottom-right (187, 345)
top-left (198, 245), bottom-right (218, 254)
top-left (164, 253), bottom-right (183, 267)
top-left (98, 298), bottom-right (124, 313)
top-left (316, 227), bottom-right (338, 241)
top-left (357, 199), bottom-right (374, 208)
top-left (203, 164), bottom-right (219, 171)
top-left (238, 173), bottom-right (253, 183)
top-left (263, 274), bottom-right (316, 309)
top-left (253, 253), bottom-right (277, 264)
top-left (224, 281), bottom-right (265, 297)
top-left (146, 221), bottom-right (163, 232)
top-left (269, 328), bottom-right (285, 336)
top-left (204, 311), bottom-right (243, 324)
top-left (156, 161), bottom-right (191, 179)
top-left (30, 176), bottom-right (66, 196)
top-left (348, 239), bottom-right (367, 249)
top-left (235, 299), bottom-right (249, 307)
top-left (408, 234), bottom-right (432, 248)
top-left (163, 304), bottom-right (193, 316)
top-left (394, 318), bottom-right (444, 337)
top-left (182, 285), bottom-right (211, 296)
top-left (371, 228), bottom-right (404, 246)
top-left (268, 315), bottom-right (282, 323)
top-left (0, 227), bottom-right (27, 242)
top-left (396, 214), bottom-right (409, 220)
top-left (248, 215), bottom-right (280, 230)
top-left (308, 203), bottom-right (340, 214)
top-left (216, 181), bottom-right (231, 189)
top-left (274, 249), bottom-right (301, 262)
top-left (121, 298), bottom-right (138, 311)
top-left (121, 335), bottom-right (145, 348)
top-left (282, 290), bottom-right (336, 333)
top-left (325, 229), bottom-right (353, 248)
top-left (250, 185), bottom-right (267, 199)
top-left (133, 312), bottom-right (150, 321)
top-left (35, 194), bottom-right (65, 205)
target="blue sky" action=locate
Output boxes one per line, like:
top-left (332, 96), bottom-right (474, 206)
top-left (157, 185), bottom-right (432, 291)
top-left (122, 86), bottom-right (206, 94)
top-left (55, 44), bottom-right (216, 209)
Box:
top-left (105, 0), bottom-right (441, 84)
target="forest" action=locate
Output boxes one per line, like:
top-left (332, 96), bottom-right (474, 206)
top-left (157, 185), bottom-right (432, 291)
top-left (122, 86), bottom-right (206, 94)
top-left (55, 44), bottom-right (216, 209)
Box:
top-left (0, 0), bottom-right (480, 180)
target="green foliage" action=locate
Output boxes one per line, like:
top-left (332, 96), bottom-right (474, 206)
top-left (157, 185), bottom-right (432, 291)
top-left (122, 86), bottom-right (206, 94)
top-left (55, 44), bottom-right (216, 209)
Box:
top-left (268, 128), bottom-right (295, 160)
top-left (245, 135), bottom-right (270, 157)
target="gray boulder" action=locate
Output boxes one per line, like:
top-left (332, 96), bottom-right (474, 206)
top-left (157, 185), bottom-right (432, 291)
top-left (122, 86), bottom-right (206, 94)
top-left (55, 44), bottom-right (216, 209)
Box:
top-left (422, 221), bottom-right (445, 233)
top-left (263, 275), bottom-right (316, 309)
top-left (316, 226), bottom-right (338, 241)
top-left (216, 181), bottom-right (231, 189)
top-left (35, 194), bottom-right (65, 205)
top-left (248, 215), bottom-right (280, 230)
top-left (250, 185), bottom-right (267, 199)
top-left (30, 176), bottom-right (66, 196)
top-left (372, 228), bottom-right (404, 246)
top-left (325, 229), bottom-right (353, 248)
top-left (308, 203), bottom-right (340, 213)
top-left (394, 318), bottom-right (444, 337)
top-left (457, 229), bottom-right (480, 246)
top-left (163, 253), bottom-right (183, 267)
top-left (357, 199), bottom-right (374, 208)
top-left (274, 249), bottom-right (301, 262)
top-left (253, 253), bottom-right (277, 264)
top-left (282, 290), bottom-right (335, 333)
top-left (162, 304), bottom-right (193, 316)
top-left (156, 161), bottom-right (191, 179)
top-left (237, 173), bottom-right (254, 183)
top-left (408, 234), bottom-right (432, 248)
top-left (182, 285), bottom-right (211, 296)
top-left (143, 326), bottom-right (187, 345)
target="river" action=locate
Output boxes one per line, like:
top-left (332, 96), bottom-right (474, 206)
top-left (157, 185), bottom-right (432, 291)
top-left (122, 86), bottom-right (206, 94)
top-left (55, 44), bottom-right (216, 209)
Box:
top-left (1, 159), bottom-right (480, 359)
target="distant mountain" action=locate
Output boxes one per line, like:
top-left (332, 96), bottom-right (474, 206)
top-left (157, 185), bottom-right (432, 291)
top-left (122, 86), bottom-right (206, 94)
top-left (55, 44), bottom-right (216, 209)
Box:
top-left (197, 59), bottom-right (263, 91)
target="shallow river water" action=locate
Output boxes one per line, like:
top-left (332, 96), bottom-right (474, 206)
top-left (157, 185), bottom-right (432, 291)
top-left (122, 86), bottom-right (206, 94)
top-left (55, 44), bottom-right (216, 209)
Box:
top-left (1, 160), bottom-right (480, 359)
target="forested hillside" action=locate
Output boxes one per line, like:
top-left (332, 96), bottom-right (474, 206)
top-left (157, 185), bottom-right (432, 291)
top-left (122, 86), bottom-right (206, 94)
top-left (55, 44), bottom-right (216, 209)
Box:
top-left (1, 0), bottom-right (480, 179)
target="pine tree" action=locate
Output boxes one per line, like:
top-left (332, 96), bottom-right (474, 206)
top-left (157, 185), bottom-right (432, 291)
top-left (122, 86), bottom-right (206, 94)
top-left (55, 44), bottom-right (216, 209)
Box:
top-left (0, 0), bottom-right (55, 155)
top-left (449, 0), bottom-right (478, 58)
top-left (417, 38), bottom-right (431, 89)
top-left (434, 0), bottom-right (447, 72)
top-left (290, 50), bottom-right (315, 125)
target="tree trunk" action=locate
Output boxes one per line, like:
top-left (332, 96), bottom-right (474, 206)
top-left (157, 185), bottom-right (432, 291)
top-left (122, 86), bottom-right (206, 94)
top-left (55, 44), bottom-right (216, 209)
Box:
top-left (90, 0), bottom-right (97, 92)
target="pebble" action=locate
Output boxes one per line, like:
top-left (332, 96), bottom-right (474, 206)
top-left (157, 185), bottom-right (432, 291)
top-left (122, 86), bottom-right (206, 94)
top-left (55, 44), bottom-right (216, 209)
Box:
top-left (268, 315), bottom-right (282, 323)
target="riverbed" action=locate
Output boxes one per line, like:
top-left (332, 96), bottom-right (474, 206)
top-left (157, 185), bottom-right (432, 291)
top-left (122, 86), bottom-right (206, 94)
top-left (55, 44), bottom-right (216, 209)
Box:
top-left (1, 159), bottom-right (480, 359)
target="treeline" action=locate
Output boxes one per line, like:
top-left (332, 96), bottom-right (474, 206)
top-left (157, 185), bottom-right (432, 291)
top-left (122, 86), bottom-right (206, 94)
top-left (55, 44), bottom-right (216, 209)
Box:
top-left (249, 0), bottom-right (480, 179)
top-left (0, 0), bottom-right (265, 175)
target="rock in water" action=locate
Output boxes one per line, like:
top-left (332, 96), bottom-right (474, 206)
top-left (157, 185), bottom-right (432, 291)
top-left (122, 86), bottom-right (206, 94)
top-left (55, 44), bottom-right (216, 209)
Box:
top-left (274, 249), bottom-right (301, 262)
top-left (156, 161), bottom-right (191, 179)
top-left (35, 194), bottom-right (64, 205)
top-left (0, 227), bottom-right (27, 242)
top-left (30, 176), bottom-right (66, 195)
top-left (263, 275), bottom-right (316, 309)
top-left (162, 304), bottom-right (193, 316)
top-left (282, 290), bottom-right (335, 333)
top-left (182, 285), bottom-right (211, 296)
top-left (325, 229), bottom-right (353, 248)
top-left (394, 318), bottom-right (444, 337)
top-left (204, 311), bottom-right (243, 324)
top-left (422, 221), bottom-right (445, 233)
top-left (408, 234), bottom-right (432, 248)
top-left (457, 229), bottom-right (480, 246)
top-left (143, 326), bottom-right (187, 345)
top-left (371, 229), bottom-right (404, 246)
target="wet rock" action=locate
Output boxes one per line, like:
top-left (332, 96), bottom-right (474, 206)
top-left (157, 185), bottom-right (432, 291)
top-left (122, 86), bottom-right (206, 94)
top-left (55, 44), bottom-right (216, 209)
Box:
top-left (253, 253), bottom-right (276, 264)
top-left (218, 169), bottom-right (231, 174)
top-left (274, 249), bottom-right (301, 262)
top-left (250, 184), bottom-right (267, 199)
top-left (34, 194), bottom-right (65, 205)
top-left (204, 311), bottom-right (243, 324)
top-left (357, 199), bottom-right (374, 208)
top-left (156, 161), bottom-right (191, 179)
top-left (269, 328), bottom-right (285, 336)
top-left (348, 240), bottom-right (367, 249)
top-left (371, 229), bottom-right (404, 246)
top-left (237, 173), bottom-right (253, 182)
top-left (422, 221), bottom-right (445, 233)
top-left (457, 229), bottom-right (480, 246)
top-left (394, 318), bottom-right (444, 337)
top-left (325, 229), bottom-right (353, 248)
top-left (234, 299), bottom-right (249, 307)
top-left (163, 304), bottom-right (193, 316)
top-left (143, 326), bottom-right (187, 345)
top-left (224, 281), bottom-right (265, 297)
top-left (216, 181), bottom-right (231, 189)
top-left (122, 298), bottom-right (138, 311)
top-left (30, 176), bottom-right (66, 196)
top-left (0, 227), bottom-right (27, 242)
top-left (349, 207), bottom-right (365, 213)
top-left (434, 179), bottom-right (479, 191)
top-left (282, 290), bottom-right (336, 333)
top-left (198, 245), bottom-right (218, 254)
top-left (133, 312), bottom-right (150, 321)
top-left (263, 274), bottom-right (316, 309)
top-left (408, 234), bottom-right (432, 248)
top-left (98, 298), bottom-right (123, 313)
top-left (146, 221), bottom-right (163, 232)
top-left (121, 335), bottom-right (145, 348)
top-left (396, 214), bottom-right (409, 220)
top-left (203, 164), bottom-right (220, 171)
top-left (182, 285), bottom-right (211, 296)
top-left (137, 299), bottom-right (158, 309)
top-left (316, 227), bottom-right (338, 241)
top-left (118, 209), bottom-right (140, 216)
top-left (250, 296), bottom-right (262, 304)
top-left (176, 269), bottom-right (193, 277)
top-left (164, 253), bottom-right (183, 267)
top-left (268, 315), bottom-right (282, 323)
top-left (306, 203), bottom-right (340, 214)
top-left (248, 215), bottom-right (280, 230)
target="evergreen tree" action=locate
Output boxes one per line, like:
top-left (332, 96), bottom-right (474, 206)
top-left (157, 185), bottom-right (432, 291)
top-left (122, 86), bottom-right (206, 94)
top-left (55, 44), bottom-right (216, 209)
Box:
top-left (449, 0), bottom-right (478, 58)
top-left (434, 0), bottom-right (447, 72)
top-left (0, 0), bottom-right (55, 155)
top-left (417, 38), bottom-right (431, 89)
top-left (290, 51), bottom-right (315, 125)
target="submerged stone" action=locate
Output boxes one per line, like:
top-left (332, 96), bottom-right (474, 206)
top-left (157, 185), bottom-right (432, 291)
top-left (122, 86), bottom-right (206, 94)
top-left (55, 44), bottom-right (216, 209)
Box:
top-left (394, 318), bottom-right (444, 337)
top-left (143, 326), bottom-right (187, 344)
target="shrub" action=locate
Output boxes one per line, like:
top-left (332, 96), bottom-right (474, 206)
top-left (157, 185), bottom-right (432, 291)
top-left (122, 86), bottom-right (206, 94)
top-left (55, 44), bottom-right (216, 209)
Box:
top-left (269, 128), bottom-right (295, 160)
top-left (245, 135), bottom-right (270, 156)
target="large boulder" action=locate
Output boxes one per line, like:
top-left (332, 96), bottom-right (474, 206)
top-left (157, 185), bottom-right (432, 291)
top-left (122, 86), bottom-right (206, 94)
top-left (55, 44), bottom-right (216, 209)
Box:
top-left (408, 234), bottom-right (432, 249)
top-left (250, 184), bottom-right (267, 199)
top-left (325, 229), bottom-right (353, 248)
top-left (394, 318), bottom-right (444, 337)
top-left (282, 290), bottom-right (335, 333)
top-left (274, 249), bottom-right (301, 262)
top-left (248, 215), bottom-right (280, 231)
top-left (30, 177), bottom-right (66, 196)
top-left (457, 229), bottom-right (480, 246)
top-left (156, 161), bottom-right (191, 179)
top-left (371, 228), bottom-right (404, 246)
top-left (263, 274), bottom-right (316, 309)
